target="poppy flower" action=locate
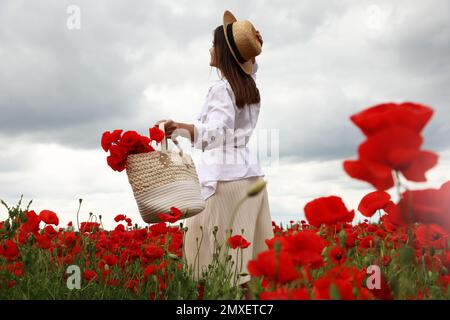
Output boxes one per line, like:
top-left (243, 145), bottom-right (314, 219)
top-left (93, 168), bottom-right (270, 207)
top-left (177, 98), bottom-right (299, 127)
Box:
top-left (414, 224), bottom-right (448, 249)
top-left (313, 266), bottom-right (369, 300)
top-left (102, 254), bottom-right (119, 266)
top-left (39, 210), bottom-right (59, 226)
top-left (350, 102), bottom-right (433, 137)
top-left (114, 214), bottom-right (126, 222)
top-left (247, 250), bottom-right (299, 284)
top-left (80, 222), bottom-right (100, 232)
top-left (21, 210), bottom-right (41, 233)
top-left (115, 224), bottom-right (125, 232)
top-left (149, 126), bottom-right (165, 143)
top-left (35, 234), bottom-right (52, 249)
top-left (0, 240), bottom-right (20, 261)
top-left (149, 222), bottom-right (169, 236)
top-left (144, 265), bottom-right (159, 278)
top-left (344, 126), bottom-right (438, 190)
top-left (304, 196), bottom-right (354, 228)
top-left (143, 245), bottom-right (164, 263)
top-left (329, 246), bottom-right (346, 265)
top-left (282, 230), bottom-right (327, 268)
top-left (106, 145), bottom-right (128, 172)
top-left (358, 190), bottom-right (393, 217)
top-left (227, 235), bottom-right (251, 249)
top-left (119, 131), bottom-right (141, 151)
top-left (386, 181), bottom-right (450, 231)
top-left (83, 270), bottom-right (99, 283)
top-left (101, 129), bottom-right (123, 152)
top-left (158, 207), bottom-right (183, 223)
top-left (359, 235), bottom-right (376, 249)
top-left (44, 225), bottom-right (57, 238)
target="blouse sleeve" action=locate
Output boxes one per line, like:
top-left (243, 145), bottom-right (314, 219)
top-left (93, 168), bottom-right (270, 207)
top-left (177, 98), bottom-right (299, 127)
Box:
top-left (192, 83), bottom-right (235, 151)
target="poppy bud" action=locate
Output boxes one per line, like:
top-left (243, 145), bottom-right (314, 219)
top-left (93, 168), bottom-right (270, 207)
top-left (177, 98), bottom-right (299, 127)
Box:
top-left (247, 179), bottom-right (267, 197)
top-left (429, 246), bottom-right (435, 257)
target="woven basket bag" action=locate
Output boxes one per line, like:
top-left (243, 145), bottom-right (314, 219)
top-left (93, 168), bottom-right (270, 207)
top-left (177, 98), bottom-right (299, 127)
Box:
top-left (125, 122), bottom-right (206, 224)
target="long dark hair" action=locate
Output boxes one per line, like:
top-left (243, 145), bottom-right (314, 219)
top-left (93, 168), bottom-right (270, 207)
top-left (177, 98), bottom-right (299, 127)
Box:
top-left (212, 26), bottom-right (260, 109)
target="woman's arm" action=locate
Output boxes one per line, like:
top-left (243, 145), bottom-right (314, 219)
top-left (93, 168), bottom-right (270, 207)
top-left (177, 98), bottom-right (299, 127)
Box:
top-left (153, 119), bottom-right (195, 143)
top-left (175, 122), bottom-right (195, 143)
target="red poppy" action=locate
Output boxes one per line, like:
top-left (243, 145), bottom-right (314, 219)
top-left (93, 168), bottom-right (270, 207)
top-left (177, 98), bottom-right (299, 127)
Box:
top-left (227, 235), bottom-right (251, 249)
top-left (119, 131), bottom-right (141, 151)
top-left (35, 234), bottom-right (52, 249)
top-left (313, 266), bottom-right (370, 300)
top-left (359, 235), bottom-right (376, 249)
top-left (144, 265), bottom-right (159, 278)
top-left (414, 224), bottom-right (448, 249)
top-left (329, 246), bottom-right (346, 265)
top-left (158, 207), bottom-right (183, 223)
top-left (149, 222), bottom-right (169, 236)
top-left (21, 210), bottom-right (41, 233)
top-left (0, 240), bottom-right (20, 261)
top-left (102, 254), bottom-right (119, 266)
top-left (44, 225), bottom-right (57, 238)
top-left (247, 250), bottom-right (299, 285)
top-left (39, 210), bottom-right (59, 226)
top-left (101, 129), bottom-right (123, 152)
top-left (106, 144), bottom-right (128, 172)
top-left (114, 214), bottom-right (126, 222)
top-left (143, 245), bottom-right (164, 263)
top-left (115, 224), bottom-right (125, 232)
top-left (149, 126), bottom-right (165, 143)
top-left (350, 102), bottom-right (433, 137)
top-left (282, 230), bottom-right (327, 268)
top-left (347, 127), bottom-right (438, 190)
top-left (304, 196), bottom-right (354, 228)
top-left (80, 222), bottom-right (100, 233)
top-left (343, 159), bottom-right (394, 191)
top-left (358, 190), bottom-right (392, 217)
top-left (386, 181), bottom-right (450, 231)
top-left (83, 270), bottom-right (99, 283)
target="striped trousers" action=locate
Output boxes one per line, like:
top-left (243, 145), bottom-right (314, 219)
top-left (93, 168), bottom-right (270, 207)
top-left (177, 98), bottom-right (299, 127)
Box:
top-left (182, 176), bottom-right (274, 286)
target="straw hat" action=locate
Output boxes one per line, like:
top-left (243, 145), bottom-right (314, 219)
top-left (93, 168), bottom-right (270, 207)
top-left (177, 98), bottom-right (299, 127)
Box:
top-left (223, 10), bottom-right (262, 75)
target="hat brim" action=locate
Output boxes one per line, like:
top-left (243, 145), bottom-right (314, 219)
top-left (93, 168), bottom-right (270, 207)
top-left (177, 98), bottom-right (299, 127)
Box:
top-left (223, 10), bottom-right (253, 75)
top-left (223, 10), bottom-right (237, 27)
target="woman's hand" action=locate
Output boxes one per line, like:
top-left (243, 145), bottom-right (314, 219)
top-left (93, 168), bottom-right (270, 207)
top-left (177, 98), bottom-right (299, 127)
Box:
top-left (154, 119), bottom-right (178, 139)
top-left (154, 120), bottom-right (195, 143)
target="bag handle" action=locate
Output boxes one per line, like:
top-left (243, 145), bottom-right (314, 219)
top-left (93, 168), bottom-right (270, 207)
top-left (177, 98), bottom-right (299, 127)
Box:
top-left (158, 122), bottom-right (184, 157)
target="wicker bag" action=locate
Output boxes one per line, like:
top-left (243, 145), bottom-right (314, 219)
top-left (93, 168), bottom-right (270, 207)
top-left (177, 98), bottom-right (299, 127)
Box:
top-left (125, 122), bottom-right (205, 224)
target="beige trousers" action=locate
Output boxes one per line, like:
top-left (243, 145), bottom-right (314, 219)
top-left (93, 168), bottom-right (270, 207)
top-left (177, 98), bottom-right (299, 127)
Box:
top-left (182, 176), bottom-right (274, 286)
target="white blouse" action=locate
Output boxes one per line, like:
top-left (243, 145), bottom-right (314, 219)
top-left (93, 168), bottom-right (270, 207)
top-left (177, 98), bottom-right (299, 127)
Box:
top-left (191, 62), bottom-right (264, 201)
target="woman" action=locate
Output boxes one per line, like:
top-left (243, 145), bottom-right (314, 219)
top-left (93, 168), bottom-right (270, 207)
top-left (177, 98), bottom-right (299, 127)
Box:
top-left (154, 11), bottom-right (274, 297)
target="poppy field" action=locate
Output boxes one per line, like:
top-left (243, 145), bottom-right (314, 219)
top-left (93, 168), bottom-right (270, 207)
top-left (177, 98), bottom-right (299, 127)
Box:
top-left (0, 102), bottom-right (449, 300)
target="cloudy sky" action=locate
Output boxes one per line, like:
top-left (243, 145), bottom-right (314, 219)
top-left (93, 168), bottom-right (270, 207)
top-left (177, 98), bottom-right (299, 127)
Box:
top-left (1, 0), bottom-right (449, 229)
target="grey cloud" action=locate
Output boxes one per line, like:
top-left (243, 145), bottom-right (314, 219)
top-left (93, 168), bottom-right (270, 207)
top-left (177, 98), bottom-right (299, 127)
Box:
top-left (0, 0), bottom-right (449, 162)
